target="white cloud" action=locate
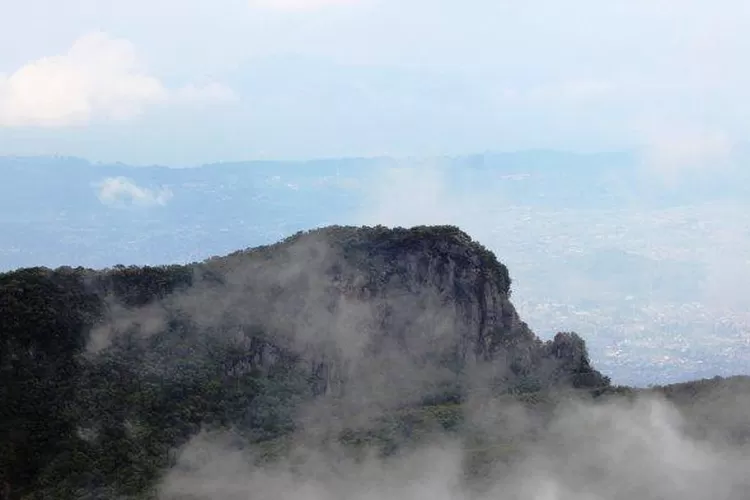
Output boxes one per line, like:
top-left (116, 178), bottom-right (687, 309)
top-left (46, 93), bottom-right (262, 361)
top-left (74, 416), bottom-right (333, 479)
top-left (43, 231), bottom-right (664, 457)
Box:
top-left (0, 32), bottom-right (236, 127)
top-left (95, 177), bottom-right (174, 208)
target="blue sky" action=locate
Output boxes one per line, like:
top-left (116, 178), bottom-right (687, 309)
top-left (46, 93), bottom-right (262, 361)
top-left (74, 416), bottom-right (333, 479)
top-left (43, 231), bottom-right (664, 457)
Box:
top-left (0, 0), bottom-right (748, 165)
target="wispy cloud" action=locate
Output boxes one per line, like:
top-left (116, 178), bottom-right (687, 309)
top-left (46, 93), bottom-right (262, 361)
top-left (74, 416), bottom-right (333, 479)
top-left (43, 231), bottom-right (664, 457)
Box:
top-left (95, 176), bottom-right (174, 208)
top-left (0, 32), bottom-right (236, 127)
top-left (357, 162), bottom-right (501, 234)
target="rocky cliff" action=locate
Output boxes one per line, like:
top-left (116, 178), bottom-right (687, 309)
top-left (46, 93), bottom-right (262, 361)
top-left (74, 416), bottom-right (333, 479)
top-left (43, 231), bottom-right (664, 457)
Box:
top-left (0, 224), bottom-right (610, 500)
top-left (97, 224), bottom-right (608, 402)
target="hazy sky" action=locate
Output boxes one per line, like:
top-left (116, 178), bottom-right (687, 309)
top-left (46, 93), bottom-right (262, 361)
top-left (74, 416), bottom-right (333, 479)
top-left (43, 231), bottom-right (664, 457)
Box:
top-left (0, 0), bottom-right (748, 165)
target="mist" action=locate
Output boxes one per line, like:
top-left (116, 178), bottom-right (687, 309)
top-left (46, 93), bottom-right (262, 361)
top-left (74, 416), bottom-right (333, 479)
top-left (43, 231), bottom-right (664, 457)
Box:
top-left (155, 393), bottom-right (750, 500)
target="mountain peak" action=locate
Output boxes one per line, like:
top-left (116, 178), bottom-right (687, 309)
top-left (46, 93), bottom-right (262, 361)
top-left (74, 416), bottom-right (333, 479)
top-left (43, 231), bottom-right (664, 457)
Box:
top-left (193, 224), bottom-right (606, 396)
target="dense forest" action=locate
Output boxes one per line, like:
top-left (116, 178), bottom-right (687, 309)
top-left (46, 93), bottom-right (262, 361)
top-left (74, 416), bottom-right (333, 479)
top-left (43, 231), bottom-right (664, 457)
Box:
top-left (1, 225), bottom-right (748, 500)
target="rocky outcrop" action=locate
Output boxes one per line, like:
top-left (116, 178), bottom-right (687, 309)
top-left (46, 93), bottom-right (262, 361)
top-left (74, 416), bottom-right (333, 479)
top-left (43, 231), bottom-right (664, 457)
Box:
top-left (78, 224), bottom-right (608, 413)
top-left (193, 225), bottom-right (609, 400)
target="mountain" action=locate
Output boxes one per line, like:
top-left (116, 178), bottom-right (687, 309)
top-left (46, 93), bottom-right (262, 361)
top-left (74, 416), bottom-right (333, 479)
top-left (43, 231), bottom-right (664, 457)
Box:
top-left (1, 225), bottom-right (608, 499)
top-left (3, 151), bottom-right (750, 386)
top-left (3, 225), bottom-right (750, 500)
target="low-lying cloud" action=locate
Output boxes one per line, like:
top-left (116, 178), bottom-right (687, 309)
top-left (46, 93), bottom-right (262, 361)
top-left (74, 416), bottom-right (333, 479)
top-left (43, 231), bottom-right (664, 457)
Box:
top-left (95, 176), bottom-right (174, 208)
top-left (156, 394), bottom-right (750, 500)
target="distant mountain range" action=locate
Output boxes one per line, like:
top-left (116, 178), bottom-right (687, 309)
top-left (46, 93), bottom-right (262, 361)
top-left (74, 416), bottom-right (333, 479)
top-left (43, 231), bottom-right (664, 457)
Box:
top-left (2, 150), bottom-right (749, 386)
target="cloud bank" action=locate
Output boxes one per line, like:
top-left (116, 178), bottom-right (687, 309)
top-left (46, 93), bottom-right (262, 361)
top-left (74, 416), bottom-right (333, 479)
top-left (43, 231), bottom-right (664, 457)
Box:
top-left (0, 32), bottom-right (236, 127)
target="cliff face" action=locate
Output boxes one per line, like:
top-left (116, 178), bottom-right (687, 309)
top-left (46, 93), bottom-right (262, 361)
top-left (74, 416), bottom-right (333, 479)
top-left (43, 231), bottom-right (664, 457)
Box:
top-left (184, 225), bottom-right (608, 400)
top-left (2, 224), bottom-right (606, 399)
